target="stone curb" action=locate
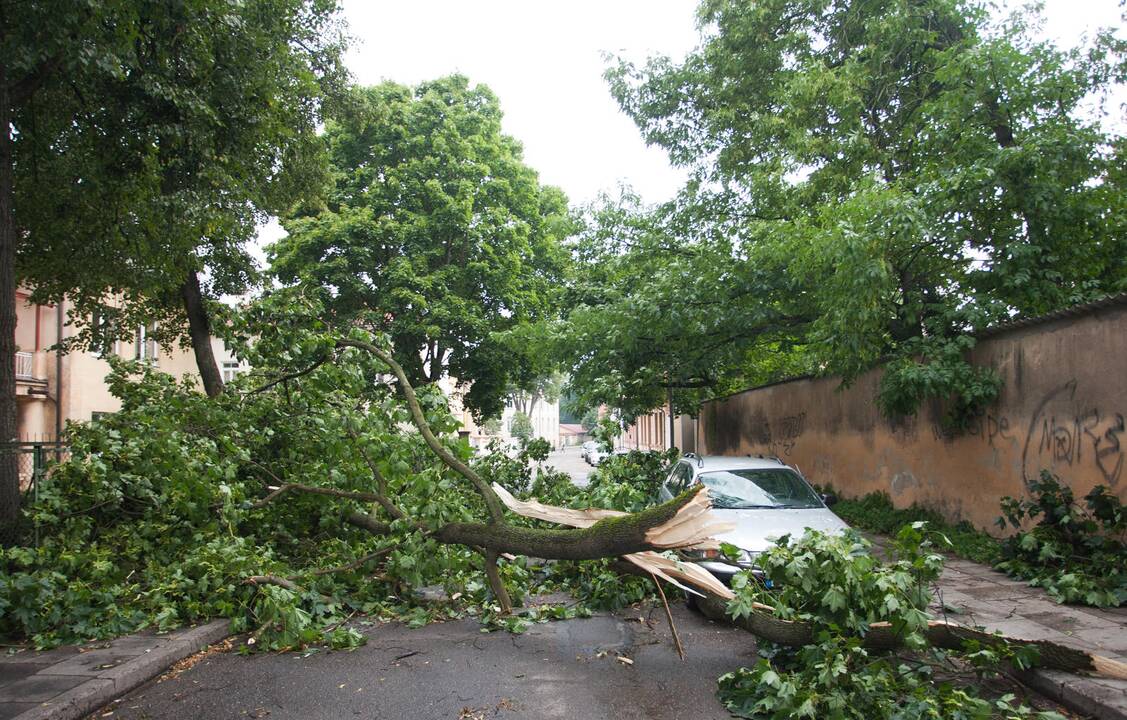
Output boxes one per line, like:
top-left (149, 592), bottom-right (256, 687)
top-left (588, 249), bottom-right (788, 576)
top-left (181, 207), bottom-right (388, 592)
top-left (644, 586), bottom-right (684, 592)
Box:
top-left (12, 620), bottom-right (231, 720)
top-left (1021, 669), bottom-right (1127, 720)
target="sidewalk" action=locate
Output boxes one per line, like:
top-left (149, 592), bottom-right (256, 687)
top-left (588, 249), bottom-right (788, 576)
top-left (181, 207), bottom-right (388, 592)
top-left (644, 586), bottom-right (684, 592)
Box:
top-left (868, 534), bottom-right (1127, 720)
top-left (0, 620), bottom-right (229, 720)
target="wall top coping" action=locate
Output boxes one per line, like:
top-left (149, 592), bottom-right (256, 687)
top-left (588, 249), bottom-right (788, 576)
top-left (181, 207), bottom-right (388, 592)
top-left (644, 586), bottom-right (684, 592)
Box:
top-left (703, 292), bottom-right (1127, 406)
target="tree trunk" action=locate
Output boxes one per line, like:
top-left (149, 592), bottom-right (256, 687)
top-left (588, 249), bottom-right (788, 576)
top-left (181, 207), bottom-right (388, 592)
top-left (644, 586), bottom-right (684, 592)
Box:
top-left (179, 269), bottom-right (224, 397)
top-left (0, 70), bottom-right (22, 541)
top-left (344, 488), bottom-right (699, 561)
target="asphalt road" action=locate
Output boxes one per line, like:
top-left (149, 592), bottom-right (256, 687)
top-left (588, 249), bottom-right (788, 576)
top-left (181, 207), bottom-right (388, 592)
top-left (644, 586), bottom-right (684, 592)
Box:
top-left (93, 605), bottom-right (755, 720)
top-left (543, 446), bottom-right (592, 488)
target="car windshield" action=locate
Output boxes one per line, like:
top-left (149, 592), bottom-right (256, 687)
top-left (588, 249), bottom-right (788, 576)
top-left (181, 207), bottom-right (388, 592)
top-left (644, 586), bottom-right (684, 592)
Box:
top-left (698, 469), bottom-right (822, 510)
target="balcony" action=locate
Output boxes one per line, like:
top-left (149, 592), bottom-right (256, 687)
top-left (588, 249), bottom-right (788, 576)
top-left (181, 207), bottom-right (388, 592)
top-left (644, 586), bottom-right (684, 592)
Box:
top-left (15, 351), bottom-right (49, 397)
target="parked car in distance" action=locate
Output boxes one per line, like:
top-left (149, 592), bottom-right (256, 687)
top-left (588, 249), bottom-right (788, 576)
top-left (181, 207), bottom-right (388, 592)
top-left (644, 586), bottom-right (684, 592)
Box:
top-left (588, 445), bottom-right (633, 466)
top-left (587, 445), bottom-right (605, 466)
top-left (658, 454), bottom-right (848, 587)
top-left (581, 440), bottom-right (598, 464)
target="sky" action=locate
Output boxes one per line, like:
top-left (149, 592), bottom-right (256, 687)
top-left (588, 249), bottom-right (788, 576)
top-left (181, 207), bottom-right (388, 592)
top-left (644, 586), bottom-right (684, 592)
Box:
top-left (255, 0), bottom-right (1125, 255)
top-left (338, 0), bottom-right (1125, 207)
top-left (339, 0), bottom-right (701, 208)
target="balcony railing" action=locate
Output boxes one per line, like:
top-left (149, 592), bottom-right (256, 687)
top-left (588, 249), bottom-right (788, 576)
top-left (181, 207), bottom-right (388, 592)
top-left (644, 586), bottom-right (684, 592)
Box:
top-left (15, 351), bottom-right (34, 379)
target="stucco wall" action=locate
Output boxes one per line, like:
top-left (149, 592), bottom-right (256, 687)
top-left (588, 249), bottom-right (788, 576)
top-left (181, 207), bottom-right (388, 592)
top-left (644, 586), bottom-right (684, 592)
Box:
top-left (698, 298), bottom-right (1127, 532)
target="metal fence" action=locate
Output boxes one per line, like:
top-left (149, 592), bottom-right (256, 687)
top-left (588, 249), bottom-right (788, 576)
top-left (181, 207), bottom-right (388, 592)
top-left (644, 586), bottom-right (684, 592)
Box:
top-left (2, 440), bottom-right (70, 527)
top-left (1, 442), bottom-right (70, 545)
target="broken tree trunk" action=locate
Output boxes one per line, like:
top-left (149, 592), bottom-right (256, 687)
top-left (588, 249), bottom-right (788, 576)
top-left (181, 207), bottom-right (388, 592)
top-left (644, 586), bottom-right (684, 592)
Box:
top-left (499, 489), bottom-right (1127, 681)
top-left (692, 593), bottom-right (1127, 680)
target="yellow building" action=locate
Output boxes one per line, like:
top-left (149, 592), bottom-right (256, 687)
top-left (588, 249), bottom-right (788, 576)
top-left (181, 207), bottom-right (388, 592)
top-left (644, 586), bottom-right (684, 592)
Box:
top-left (13, 290), bottom-right (245, 442)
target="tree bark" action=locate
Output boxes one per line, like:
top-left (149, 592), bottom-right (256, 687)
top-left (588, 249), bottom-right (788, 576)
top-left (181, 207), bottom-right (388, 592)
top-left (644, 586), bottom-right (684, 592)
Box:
top-left (483, 550), bottom-right (512, 614)
top-left (179, 269), bottom-right (224, 397)
top-left (0, 68), bottom-right (22, 540)
top-left (342, 489), bottom-right (698, 561)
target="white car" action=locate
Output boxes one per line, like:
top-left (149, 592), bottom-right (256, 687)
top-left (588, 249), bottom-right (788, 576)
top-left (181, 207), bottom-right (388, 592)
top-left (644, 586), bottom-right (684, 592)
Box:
top-left (581, 440), bottom-right (598, 464)
top-left (657, 454), bottom-right (848, 586)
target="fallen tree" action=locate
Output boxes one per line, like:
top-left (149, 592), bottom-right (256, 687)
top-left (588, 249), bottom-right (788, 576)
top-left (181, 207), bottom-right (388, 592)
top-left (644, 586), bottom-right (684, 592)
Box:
top-left (244, 336), bottom-right (735, 614)
top-left (5, 313), bottom-right (1123, 718)
top-left (258, 334), bottom-right (1126, 683)
top-left (493, 476), bottom-right (1127, 682)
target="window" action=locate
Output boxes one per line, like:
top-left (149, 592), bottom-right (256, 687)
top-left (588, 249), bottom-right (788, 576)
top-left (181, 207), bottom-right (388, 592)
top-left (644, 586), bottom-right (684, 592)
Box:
top-left (90, 306), bottom-right (119, 357)
top-left (135, 322), bottom-right (158, 362)
top-left (667, 462), bottom-right (694, 494)
top-left (698, 469), bottom-right (822, 509)
top-left (221, 361), bottom-right (241, 383)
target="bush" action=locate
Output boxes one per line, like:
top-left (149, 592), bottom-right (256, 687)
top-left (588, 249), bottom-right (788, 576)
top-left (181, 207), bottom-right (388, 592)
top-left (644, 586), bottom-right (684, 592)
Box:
top-left (719, 526), bottom-right (1063, 720)
top-left (996, 472), bottom-right (1126, 607)
top-left (830, 491), bottom-right (1001, 565)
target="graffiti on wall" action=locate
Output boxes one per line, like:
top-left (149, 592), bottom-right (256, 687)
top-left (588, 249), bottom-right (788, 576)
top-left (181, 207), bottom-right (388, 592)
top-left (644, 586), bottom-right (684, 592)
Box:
top-left (935, 412), bottom-right (1014, 446)
top-left (732, 381), bottom-right (1123, 489)
top-left (745, 412), bottom-right (807, 456)
top-left (1022, 381), bottom-right (1124, 486)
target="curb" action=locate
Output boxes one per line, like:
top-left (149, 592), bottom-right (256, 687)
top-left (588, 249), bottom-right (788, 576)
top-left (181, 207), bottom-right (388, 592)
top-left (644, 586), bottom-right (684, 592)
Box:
top-left (1021, 669), bottom-right (1127, 720)
top-left (13, 620), bottom-right (232, 720)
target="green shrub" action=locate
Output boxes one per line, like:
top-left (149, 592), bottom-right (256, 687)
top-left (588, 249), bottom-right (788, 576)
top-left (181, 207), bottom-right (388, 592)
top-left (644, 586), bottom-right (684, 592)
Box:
top-left (996, 472), bottom-right (1126, 607)
top-left (719, 526), bottom-right (1063, 720)
top-left (830, 491), bottom-right (1001, 565)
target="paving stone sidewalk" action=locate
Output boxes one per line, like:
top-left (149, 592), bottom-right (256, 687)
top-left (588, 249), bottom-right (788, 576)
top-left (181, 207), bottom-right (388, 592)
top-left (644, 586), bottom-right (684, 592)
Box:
top-left (0, 620), bottom-right (229, 720)
top-left (869, 535), bottom-right (1127, 720)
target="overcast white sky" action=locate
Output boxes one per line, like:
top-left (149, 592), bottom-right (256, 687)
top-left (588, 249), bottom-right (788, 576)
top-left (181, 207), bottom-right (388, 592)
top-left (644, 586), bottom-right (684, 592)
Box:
top-left (255, 0), bottom-right (1125, 254)
top-left (338, 0), bottom-right (1124, 207)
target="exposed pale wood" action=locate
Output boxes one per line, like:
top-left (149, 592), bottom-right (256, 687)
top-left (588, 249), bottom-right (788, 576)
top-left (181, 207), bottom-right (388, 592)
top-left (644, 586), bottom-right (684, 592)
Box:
top-left (644, 488), bottom-right (735, 549)
top-left (491, 483), bottom-right (626, 527)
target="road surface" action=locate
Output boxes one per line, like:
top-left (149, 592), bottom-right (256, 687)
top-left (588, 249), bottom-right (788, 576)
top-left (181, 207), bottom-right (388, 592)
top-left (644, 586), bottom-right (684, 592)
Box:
top-left (543, 446), bottom-right (591, 487)
top-left (91, 605), bottom-right (755, 720)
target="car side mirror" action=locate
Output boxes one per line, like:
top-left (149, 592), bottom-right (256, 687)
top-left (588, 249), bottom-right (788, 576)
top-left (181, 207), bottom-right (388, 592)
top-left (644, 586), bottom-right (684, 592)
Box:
top-left (820, 493), bottom-right (838, 507)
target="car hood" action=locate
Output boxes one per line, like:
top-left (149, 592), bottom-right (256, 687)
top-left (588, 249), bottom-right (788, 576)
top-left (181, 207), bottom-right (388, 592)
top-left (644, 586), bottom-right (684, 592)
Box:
top-left (711, 507), bottom-right (849, 554)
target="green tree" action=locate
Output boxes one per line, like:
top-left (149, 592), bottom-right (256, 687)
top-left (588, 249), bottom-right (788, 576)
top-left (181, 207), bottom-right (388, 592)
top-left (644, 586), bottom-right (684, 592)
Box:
top-left (507, 370), bottom-right (565, 419)
top-left (579, 408), bottom-right (600, 431)
top-left (270, 76), bottom-right (574, 419)
top-left (589, 0), bottom-right (1126, 422)
top-left (559, 189), bottom-right (813, 421)
top-left (509, 411), bottom-right (534, 442)
top-left (1, 0), bottom-right (344, 533)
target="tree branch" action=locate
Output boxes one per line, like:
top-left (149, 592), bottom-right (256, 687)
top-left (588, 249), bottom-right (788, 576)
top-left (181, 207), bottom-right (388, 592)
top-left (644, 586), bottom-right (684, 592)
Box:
top-left (252, 482), bottom-right (383, 509)
top-left (304, 547), bottom-right (394, 577)
top-left (246, 352), bottom-right (329, 396)
top-left (10, 53), bottom-right (64, 105)
top-left (336, 338), bottom-right (506, 523)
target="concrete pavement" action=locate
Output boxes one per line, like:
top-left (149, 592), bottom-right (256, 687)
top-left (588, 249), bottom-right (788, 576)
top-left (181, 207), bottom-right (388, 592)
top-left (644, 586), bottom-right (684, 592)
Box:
top-left (868, 535), bottom-right (1127, 720)
top-left (0, 621), bottom-right (229, 720)
top-left (543, 446), bottom-right (591, 487)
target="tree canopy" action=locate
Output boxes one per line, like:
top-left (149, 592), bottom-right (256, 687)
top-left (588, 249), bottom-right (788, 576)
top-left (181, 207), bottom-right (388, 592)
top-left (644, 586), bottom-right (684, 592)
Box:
top-left (270, 76), bottom-right (575, 419)
top-left (1, 0), bottom-right (345, 529)
top-left (12, 0), bottom-right (345, 381)
top-left (567, 0), bottom-right (1127, 422)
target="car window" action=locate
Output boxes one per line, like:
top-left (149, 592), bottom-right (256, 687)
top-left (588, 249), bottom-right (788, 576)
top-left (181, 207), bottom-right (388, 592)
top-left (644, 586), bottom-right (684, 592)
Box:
top-left (667, 462), bottom-right (693, 494)
top-left (698, 468), bottom-right (822, 509)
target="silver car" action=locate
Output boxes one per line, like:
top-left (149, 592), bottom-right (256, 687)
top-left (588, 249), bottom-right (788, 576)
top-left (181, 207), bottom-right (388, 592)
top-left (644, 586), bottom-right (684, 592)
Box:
top-left (657, 454), bottom-right (848, 585)
top-left (581, 440), bottom-right (598, 464)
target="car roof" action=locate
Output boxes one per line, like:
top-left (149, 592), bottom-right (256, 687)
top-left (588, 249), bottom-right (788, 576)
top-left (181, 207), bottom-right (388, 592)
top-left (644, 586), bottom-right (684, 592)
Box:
top-left (680, 455), bottom-right (791, 472)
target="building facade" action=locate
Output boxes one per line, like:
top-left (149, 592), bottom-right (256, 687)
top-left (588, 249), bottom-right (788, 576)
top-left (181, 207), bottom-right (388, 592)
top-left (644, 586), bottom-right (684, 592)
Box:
top-left (13, 291), bottom-right (245, 442)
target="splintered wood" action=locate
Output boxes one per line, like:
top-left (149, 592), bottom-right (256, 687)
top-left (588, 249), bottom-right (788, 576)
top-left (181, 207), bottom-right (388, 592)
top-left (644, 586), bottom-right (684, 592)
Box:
top-left (491, 482), bottom-right (735, 600)
top-left (490, 484), bottom-right (626, 527)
